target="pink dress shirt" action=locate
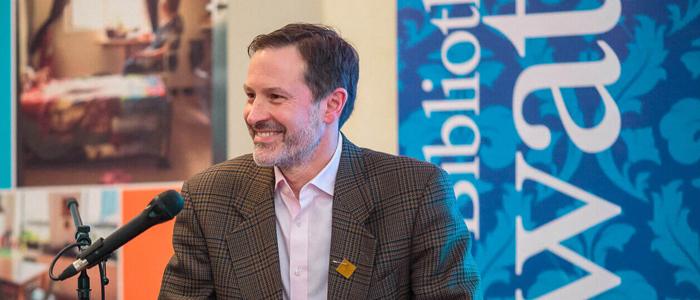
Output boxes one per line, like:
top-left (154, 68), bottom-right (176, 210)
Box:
top-left (274, 135), bottom-right (343, 300)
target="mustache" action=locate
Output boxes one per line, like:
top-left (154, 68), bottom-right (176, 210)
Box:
top-left (249, 121), bottom-right (285, 131)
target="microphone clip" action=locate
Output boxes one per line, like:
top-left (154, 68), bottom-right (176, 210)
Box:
top-left (75, 225), bottom-right (92, 247)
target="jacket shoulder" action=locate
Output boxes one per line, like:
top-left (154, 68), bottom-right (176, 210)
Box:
top-left (352, 147), bottom-right (447, 204)
top-left (359, 147), bottom-right (444, 181)
top-left (184, 154), bottom-right (270, 197)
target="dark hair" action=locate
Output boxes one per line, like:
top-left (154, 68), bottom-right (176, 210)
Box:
top-left (248, 23), bottom-right (359, 128)
top-left (164, 0), bottom-right (179, 13)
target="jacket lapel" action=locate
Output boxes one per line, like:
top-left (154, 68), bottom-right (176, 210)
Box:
top-left (328, 137), bottom-right (377, 299)
top-left (226, 166), bottom-right (283, 299)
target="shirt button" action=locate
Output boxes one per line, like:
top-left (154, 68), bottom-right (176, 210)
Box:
top-left (296, 220), bottom-right (302, 227)
top-left (295, 268), bottom-right (302, 276)
top-left (284, 188), bottom-right (292, 195)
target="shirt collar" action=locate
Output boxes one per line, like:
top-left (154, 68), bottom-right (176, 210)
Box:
top-left (274, 134), bottom-right (344, 196)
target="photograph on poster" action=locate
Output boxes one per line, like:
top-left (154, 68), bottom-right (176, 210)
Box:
top-left (15, 0), bottom-right (222, 186)
top-left (0, 190), bottom-right (120, 299)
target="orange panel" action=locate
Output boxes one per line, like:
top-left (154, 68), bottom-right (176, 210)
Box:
top-left (122, 187), bottom-right (180, 300)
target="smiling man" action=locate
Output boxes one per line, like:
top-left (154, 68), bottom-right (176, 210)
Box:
top-left (243, 44), bottom-right (335, 189)
top-left (159, 23), bottom-right (481, 300)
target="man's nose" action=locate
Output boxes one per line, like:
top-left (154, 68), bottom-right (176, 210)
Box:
top-left (245, 99), bottom-right (270, 126)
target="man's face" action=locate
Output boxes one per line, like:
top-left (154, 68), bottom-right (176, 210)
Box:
top-left (243, 46), bottom-right (325, 168)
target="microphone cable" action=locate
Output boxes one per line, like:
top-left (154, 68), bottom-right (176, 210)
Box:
top-left (49, 241), bottom-right (109, 300)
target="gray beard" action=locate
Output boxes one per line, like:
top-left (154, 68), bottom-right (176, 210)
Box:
top-left (253, 132), bottom-right (321, 168)
top-left (252, 107), bottom-right (323, 168)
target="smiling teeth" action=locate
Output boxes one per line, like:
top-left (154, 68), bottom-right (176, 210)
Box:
top-left (257, 132), bottom-right (279, 137)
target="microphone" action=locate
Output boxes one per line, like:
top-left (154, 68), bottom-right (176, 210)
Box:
top-left (57, 190), bottom-right (184, 281)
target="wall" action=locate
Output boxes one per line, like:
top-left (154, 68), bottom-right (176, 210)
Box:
top-left (226, 0), bottom-right (397, 158)
top-left (321, 0), bottom-right (398, 155)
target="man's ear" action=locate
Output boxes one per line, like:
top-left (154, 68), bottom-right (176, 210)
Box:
top-left (322, 88), bottom-right (348, 125)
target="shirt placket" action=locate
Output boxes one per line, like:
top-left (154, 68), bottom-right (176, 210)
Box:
top-left (289, 194), bottom-right (309, 300)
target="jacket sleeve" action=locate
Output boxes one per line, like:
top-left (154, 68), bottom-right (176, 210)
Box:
top-left (410, 168), bottom-right (483, 299)
top-left (159, 181), bottom-right (216, 300)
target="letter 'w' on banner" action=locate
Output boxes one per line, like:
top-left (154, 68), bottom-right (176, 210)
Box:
top-left (515, 152), bottom-right (621, 300)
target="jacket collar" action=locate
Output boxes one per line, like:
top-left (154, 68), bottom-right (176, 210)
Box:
top-left (327, 134), bottom-right (377, 298)
top-left (226, 164), bottom-right (283, 299)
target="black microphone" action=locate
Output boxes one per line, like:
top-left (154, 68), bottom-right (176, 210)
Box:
top-left (57, 190), bottom-right (184, 280)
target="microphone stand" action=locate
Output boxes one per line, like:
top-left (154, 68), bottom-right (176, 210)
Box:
top-left (68, 199), bottom-right (92, 300)
top-left (48, 199), bottom-right (111, 300)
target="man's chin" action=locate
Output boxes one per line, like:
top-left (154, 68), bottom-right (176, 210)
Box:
top-left (253, 160), bottom-right (275, 167)
top-left (252, 152), bottom-right (275, 167)
top-left (252, 147), bottom-right (283, 167)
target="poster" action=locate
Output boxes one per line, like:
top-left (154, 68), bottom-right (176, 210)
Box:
top-left (398, 0), bottom-right (700, 298)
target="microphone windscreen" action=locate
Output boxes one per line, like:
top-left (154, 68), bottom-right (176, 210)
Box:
top-left (156, 190), bottom-right (184, 218)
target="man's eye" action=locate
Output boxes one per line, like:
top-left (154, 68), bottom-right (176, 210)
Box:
top-left (246, 93), bottom-right (255, 100)
top-left (270, 94), bottom-right (281, 99)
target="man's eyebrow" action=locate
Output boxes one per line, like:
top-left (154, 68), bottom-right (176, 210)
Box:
top-left (242, 85), bottom-right (291, 97)
top-left (260, 87), bottom-right (292, 96)
top-left (264, 87), bottom-right (290, 94)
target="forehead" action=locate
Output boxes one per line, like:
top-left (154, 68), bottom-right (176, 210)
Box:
top-left (245, 46), bottom-right (306, 90)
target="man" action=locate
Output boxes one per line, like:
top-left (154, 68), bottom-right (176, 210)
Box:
top-left (123, 0), bottom-right (183, 74)
top-left (159, 23), bottom-right (481, 299)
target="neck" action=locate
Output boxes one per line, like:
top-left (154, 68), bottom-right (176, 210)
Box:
top-left (280, 130), bottom-right (339, 198)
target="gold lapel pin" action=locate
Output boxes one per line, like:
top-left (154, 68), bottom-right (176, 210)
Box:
top-left (334, 259), bottom-right (356, 279)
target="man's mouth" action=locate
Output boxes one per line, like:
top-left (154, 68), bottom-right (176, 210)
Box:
top-left (256, 131), bottom-right (282, 138)
top-left (249, 122), bottom-right (285, 142)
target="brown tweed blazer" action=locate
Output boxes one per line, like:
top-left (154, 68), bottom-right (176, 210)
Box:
top-left (159, 137), bottom-right (481, 299)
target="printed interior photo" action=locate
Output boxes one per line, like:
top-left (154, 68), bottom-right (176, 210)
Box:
top-left (16, 0), bottom-right (222, 186)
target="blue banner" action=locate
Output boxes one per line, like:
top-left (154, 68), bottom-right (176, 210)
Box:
top-left (1, 0), bottom-right (12, 189)
top-left (398, 0), bottom-right (700, 298)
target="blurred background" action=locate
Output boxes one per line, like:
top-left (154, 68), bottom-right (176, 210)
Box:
top-left (5, 0), bottom-right (225, 298)
top-left (16, 0), bottom-right (218, 187)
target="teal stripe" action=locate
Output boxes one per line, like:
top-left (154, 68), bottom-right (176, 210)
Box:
top-left (1, 0), bottom-right (12, 189)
